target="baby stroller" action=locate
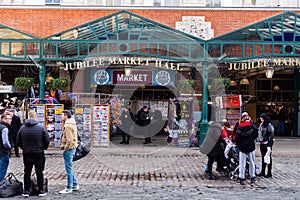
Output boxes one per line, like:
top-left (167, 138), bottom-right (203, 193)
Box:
top-left (223, 142), bottom-right (249, 180)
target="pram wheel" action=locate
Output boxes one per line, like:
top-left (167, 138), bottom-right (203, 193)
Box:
top-left (229, 171), bottom-right (238, 180)
top-left (223, 168), bottom-right (230, 176)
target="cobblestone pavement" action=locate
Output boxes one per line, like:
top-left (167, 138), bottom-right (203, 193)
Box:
top-left (4, 136), bottom-right (300, 200)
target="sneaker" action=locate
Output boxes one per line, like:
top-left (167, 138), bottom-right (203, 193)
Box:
top-left (22, 191), bottom-right (30, 198)
top-left (250, 177), bottom-right (257, 183)
top-left (39, 191), bottom-right (47, 197)
top-left (59, 188), bottom-right (73, 194)
top-left (207, 174), bottom-right (218, 180)
top-left (72, 185), bottom-right (79, 191)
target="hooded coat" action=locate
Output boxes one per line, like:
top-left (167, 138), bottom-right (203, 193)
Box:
top-left (200, 121), bottom-right (223, 156)
top-left (60, 118), bottom-right (78, 150)
top-left (236, 120), bottom-right (258, 153)
top-left (17, 119), bottom-right (50, 154)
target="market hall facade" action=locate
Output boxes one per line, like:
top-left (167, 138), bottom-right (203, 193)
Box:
top-left (0, 9), bottom-right (299, 146)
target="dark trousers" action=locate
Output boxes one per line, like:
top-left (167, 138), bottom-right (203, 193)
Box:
top-left (12, 135), bottom-right (19, 156)
top-left (207, 155), bottom-right (217, 174)
top-left (121, 131), bottom-right (130, 143)
top-left (23, 153), bottom-right (46, 193)
top-left (259, 144), bottom-right (272, 175)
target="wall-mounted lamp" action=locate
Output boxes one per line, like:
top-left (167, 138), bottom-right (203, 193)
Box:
top-left (239, 76), bottom-right (249, 85)
top-left (265, 66), bottom-right (274, 78)
top-left (124, 67), bottom-right (132, 76)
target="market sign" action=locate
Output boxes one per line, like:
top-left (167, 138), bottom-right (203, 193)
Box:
top-left (64, 57), bottom-right (183, 71)
top-left (152, 70), bottom-right (175, 86)
top-left (112, 70), bottom-right (152, 85)
top-left (0, 85), bottom-right (13, 93)
top-left (90, 69), bottom-right (175, 86)
top-left (90, 69), bottom-right (112, 85)
top-left (228, 58), bottom-right (300, 71)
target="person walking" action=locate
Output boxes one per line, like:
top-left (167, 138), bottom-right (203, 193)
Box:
top-left (277, 106), bottom-right (286, 135)
top-left (59, 110), bottom-right (79, 194)
top-left (137, 106), bottom-right (151, 144)
top-left (235, 112), bottom-right (258, 185)
top-left (257, 113), bottom-right (274, 178)
top-left (119, 107), bottom-right (133, 145)
top-left (0, 113), bottom-right (12, 181)
top-left (8, 109), bottom-right (22, 157)
top-left (17, 110), bottom-right (50, 197)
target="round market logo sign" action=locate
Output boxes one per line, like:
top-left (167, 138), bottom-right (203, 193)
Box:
top-left (155, 71), bottom-right (171, 86)
top-left (94, 70), bottom-right (109, 85)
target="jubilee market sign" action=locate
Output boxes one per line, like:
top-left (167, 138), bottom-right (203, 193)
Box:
top-left (63, 57), bottom-right (183, 71)
top-left (228, 58), bottom-right (300, 71)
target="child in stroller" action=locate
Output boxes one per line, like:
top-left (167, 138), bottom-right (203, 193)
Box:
top-left (222, 142), bottom-right (250, 181)
top-left (219, 121), bottom-right (250, 181)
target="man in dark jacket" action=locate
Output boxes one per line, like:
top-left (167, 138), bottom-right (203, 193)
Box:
top-left (0, 114), bottom-right (12, 181)
top-left (8, 109), bottom-right (22, 157)
top-left (236, 112), bottom-right (258, 185)
top-left (119, 107), bottom-right (133, 145)
top-left (139, 106), bottom-right (151, 144)
top-left (17, 110), bottom-right (50, 197)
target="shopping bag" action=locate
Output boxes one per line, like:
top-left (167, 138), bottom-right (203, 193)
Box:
top-left (73, 142), bottom-right (90, 161)
top-left (0, 173), bottom-right (23, 198)
top-left (29, 176), bottom-right (48, 196)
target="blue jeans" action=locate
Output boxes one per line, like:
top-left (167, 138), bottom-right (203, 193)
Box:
top-left (278, 122), bottom-right (285, 135)
top-left (0, 154), bottom-right (9, 181)
top-left (63, 149), bottom-right (78, 189)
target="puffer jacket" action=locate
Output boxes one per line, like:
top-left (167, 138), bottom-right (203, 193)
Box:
top-left (236, 120), bottom-right (258, 153)
top-left (60, 118), bottom-right (78, 150)
top-left (17, 119), bottom-right (50, 154)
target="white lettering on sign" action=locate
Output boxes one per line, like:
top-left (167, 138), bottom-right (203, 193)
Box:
top-left (117, 74), bottom-right (148, 82)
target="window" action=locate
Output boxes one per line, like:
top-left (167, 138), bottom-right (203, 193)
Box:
top-left (45, 0), bottom-right (61, 4)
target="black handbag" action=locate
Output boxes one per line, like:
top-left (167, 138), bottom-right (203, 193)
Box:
top-left (29, 176), bottom-right (48, 196)
top-left (0, 173), bottom-right (23, 198)
top-left (73, 141), bottom-right (90, 161)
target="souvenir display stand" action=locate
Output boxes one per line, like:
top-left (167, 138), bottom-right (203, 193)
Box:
top-left (74, 105), bottom-right (92, 146)
top-left (29, 104), bottom-right (64, 147)
top-left (74, 104), bottom-right (110, 147)
top-left (216, 95), bottom-right (242, 126)
top-left (92, 104), bottom-right (110, 147)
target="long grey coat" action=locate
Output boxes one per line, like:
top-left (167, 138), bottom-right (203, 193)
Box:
top-left (200, 121), bottom-right (222, 155)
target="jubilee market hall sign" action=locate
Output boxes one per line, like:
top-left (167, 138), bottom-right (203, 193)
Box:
top-left (63, 57), bottom-right (183, 71)
top-left (228, 58), bottom-right (300, 71)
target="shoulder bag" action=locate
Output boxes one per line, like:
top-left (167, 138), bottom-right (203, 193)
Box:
top-left (0, 173), bottom-right (23, 198)
top-left (73, 141), bottom-right (90, 161)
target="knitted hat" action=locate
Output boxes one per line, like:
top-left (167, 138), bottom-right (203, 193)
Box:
top-left (241, 112), bottom-right (248, 119)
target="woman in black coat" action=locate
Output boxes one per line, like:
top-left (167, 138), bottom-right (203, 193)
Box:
top-left (257, 113), bottom-right (274, 178)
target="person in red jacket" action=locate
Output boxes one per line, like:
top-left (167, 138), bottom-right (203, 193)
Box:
top-left (221, 121), bottom-right (236, 144)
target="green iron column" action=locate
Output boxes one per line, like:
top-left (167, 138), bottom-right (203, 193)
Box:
top-left (39, 61), bottom-right (46, 100)
top-left (294, 69), bottom-right (299, 136)
top-left (199, 61), bottom-right (209, 148)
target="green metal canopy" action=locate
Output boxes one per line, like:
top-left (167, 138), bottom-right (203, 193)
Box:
top-left (0, 24), bottom-right (40, 60)
top-left (42, 10), bottom-right (206, 62)
top-left (208, 11), bottom-right (300, 62)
